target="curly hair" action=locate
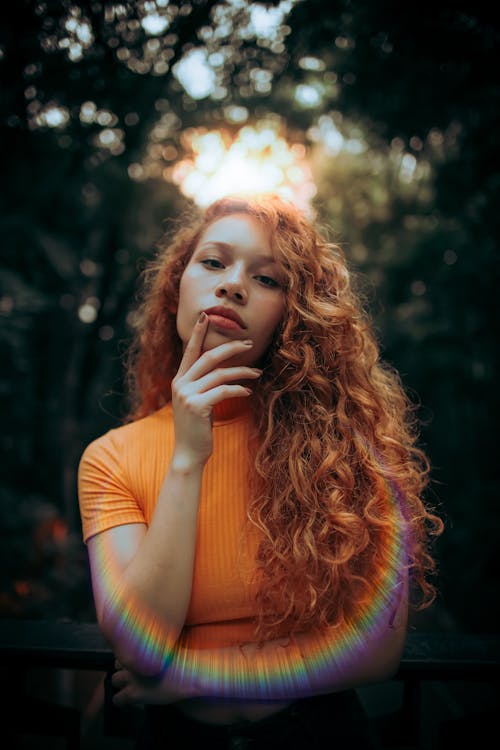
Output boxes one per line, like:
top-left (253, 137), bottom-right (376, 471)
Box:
top-left (125, 194), bottom-right (444, 641)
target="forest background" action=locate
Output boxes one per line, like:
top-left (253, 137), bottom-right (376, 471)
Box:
top-left (1, 0), bottom-right (498, 638)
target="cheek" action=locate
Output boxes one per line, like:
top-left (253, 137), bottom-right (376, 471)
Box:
top-left (176, 279), bottom-right (191, 337)
top-left (178, 270), bottom-right (188, 298)
top-left (177, 272), bottom-right (195, 314)
top-left (261, 300), bottom-right (285, 343)
top-left (272, 297), bottom-right (286, 327)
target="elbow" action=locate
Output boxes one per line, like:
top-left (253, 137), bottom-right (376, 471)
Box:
top-left (359, 625), bottom-right (407, 687)
top-left (99, 605), bottom-right (179, 677)
top-left (377, 629), bottom-right (406, 683)
top-left (379, 651), bottom-right (403, 683)
top-left (358, 649), bottom-right (402, 689)
top-left (107, 628), bottom-right (174, 677)
top-left (113, 645), bottom-right (167, 678)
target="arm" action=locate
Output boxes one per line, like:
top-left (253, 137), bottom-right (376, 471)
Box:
top-left (85, 313), bottom-right (261, 675)
top-left (211, 569), bottom-right (409, 699)
top-left (87, 458), bottom-right (203, 675)
top-left (112, 567), bottom-right (408, 704)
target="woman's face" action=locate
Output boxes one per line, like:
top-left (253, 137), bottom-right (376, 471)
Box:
top-left (176, 213), bottom-right (286, 368)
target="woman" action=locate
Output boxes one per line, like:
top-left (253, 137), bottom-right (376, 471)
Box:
top-left (78, 194), bottom-right (443, 748)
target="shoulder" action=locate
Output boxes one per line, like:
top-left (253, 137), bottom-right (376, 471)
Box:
top-left (79, 404), bottom-right (173, 470)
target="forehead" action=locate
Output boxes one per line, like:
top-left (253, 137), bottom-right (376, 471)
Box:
top-left (197, 213), bottom-right (272, 253)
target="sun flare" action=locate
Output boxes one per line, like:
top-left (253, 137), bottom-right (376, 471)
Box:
top-left (168, 124), bottom-right (317, 215)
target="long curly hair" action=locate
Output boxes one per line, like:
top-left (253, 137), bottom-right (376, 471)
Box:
top-left (125, 194), bottom-right (444, 641)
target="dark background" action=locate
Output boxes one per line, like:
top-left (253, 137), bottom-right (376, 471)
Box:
top-left (1, 0), bottom-right (498, 636)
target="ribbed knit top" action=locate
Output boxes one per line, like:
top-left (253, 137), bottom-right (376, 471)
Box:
top-left (77, 396), bottom-right (263, 648)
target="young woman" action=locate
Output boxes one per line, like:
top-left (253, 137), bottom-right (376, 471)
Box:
top-left (78, 194), bottom-right (443, 748)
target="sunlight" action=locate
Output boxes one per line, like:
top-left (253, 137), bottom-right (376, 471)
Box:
top-left (169, 124), bottom-right (317, 214)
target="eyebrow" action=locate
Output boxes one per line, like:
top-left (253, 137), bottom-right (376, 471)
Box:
top-left (198, 240), bottom-right (277, 265)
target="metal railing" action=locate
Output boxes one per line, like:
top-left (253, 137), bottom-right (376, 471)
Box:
top-left (1, 618), bottom-right (499, 749)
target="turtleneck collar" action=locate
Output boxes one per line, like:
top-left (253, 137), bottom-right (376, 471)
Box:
top-left (212, 396), bottom-right (252, 424)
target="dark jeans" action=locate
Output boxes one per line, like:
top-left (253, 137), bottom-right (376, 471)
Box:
top-left (136, 691), bottom-right (380, 749)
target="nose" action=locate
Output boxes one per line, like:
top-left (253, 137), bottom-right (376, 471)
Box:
top-left (215, 265), bottom-right (248, 303)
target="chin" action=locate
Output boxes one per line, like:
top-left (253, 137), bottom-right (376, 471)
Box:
top-left (204, 328), bottom-right (242, 346)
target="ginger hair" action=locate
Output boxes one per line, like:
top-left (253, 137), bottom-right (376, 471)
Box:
top-left (125, 194), bottom-right (444, 640)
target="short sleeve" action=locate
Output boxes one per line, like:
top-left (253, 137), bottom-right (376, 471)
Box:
top-left (77, 430), bottom-right (146, 543)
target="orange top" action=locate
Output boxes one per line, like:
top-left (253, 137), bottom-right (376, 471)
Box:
top-left (77, 397), bottom-right (264, 649)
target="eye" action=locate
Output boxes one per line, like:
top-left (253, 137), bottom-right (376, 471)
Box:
top-left (201, 258), bottom-right (224, 269)
top-left (256, 275), bottom-right (280, 288)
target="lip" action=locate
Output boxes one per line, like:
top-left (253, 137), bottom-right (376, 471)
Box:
top-left (204, 306), bottom-right (246, 329)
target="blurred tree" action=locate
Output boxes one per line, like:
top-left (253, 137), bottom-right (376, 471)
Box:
top-left (0, 0), bottom-right (498, 630)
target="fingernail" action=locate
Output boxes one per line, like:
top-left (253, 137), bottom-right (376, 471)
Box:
top-left (199, 312), bottom-right (207, 323)
top-left (242, 339), bottom-right (253, 346)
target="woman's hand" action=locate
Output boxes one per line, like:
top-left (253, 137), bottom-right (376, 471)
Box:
top-left (171, 312), bottom-right (261, 468)
top-left (111, 660), bottom-right (195, 707)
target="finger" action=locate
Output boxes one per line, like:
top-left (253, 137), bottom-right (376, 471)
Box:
top-left (184, 339), bottom-right (255, 382)
top-left (111, 670), bottom-right (129, 689)
top-left (112, 688), bottom-right (131, 708)
top-left (176, 312), bottom-right (209, 377)
top-left (194, 384), bottom-right (254, 412)
top-left (113, 685), bottom-right (146, 708)
top-left (195, 366), bottom-right (262, 393)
